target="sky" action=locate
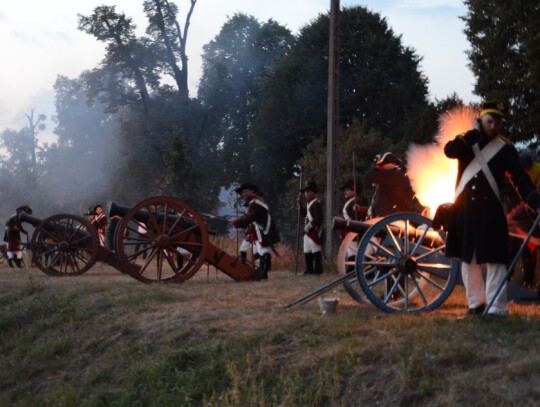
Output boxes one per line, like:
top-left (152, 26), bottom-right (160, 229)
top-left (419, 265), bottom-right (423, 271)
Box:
top-left (0, 0), bottom-right (477, 138)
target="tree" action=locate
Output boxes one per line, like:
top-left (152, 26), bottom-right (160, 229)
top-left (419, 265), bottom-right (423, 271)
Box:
top-left (143, 0), bottom-right (197, 100)
top-left (24, 110), bottom-right (46, 186)
top-left (463, 0), bottom-right (540, 140)
top-left (0, 128), bottom-right (35, 201)
top-left (37, 75), bottom-right (121, 212)
top-left (278, 119), bottom-right (396, 242)
top-left (252, 6), bottom-right (435, 205)
top-left (78, 5), bottom-right (159, 117)
top-left (198, 13), bottom-right (294, 185)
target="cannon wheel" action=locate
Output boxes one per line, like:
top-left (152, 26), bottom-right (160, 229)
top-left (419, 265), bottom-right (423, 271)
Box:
top-left (338, 230), bottom-right (427, 307)
top-left (31, 214), bottom-right (99, 276)
top-left (337, 232), bottom-right (369, 304)
top-left (114, 196), bottom-right (209, 284)
top-left (355, 213), bottom-right (458, 313)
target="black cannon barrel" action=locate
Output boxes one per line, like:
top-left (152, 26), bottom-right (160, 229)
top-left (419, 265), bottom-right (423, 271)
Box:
top-left (20, 213), bottom-right (55, 232)
top-left (332, 216), bottom-right (373, 235)
top-left (19, 212), bottom-right (44, 228)
top-left (109, 202), bottom-right (200, 232)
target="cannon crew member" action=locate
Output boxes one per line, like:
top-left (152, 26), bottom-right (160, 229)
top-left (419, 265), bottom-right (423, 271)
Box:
top-left (444, 101), bottom-right (540, 319)
top-left (298, 180), bottom-right (324, 275)
top-left (339, 179), bottom-right (368, 267)
top-left (93, 204), bottom-right (108, 247)
top-left (365, 152), bottom-right (418, 218)
top-left (231, 182), bottom-right (280, 279)
top-left (4, 205), bottom-right (32, 268)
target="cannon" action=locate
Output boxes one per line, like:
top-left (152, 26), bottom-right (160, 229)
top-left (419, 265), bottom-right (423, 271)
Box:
top-left (287, 212), bottom-right (459, 313)
top-left (21, 212), bottom-right (102, 276)
top-left (22, 196), bottom-right (264, 284)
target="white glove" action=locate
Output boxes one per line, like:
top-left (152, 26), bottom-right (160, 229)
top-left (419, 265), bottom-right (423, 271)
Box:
top-left (304, 223), bottom-right (312, 233)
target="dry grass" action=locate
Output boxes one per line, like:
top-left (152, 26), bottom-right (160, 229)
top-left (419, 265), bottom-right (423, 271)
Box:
top-left (2, 256), bottom-right (540, 406)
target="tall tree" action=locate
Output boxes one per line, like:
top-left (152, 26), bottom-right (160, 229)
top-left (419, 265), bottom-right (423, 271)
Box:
top-left (252, 6), bottom-right (435, 203)
top-left (0, 128), bottom-right (35, 194)
top-left (143, 0), bottom-right (197, 100)
top-left (78, 5), bottom-right (158, 117)
top-left (23, 110), bottom-right (46, 187)
top-left (198, 13), bottom-right (294, 185)
top-left (39, 75), bottom-right (121, 212)
top-left (463, 0), bottom-right (540, 140)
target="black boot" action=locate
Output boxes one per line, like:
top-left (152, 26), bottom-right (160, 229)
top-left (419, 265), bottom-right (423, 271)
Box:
top-left (8, 258), bottom-right (14, 268)
top-left (303, 253), bottom-right (314, 275)
top-left (313, 251), bottom-right (323, 275)
top-left (260, 253), bottom-right (271, 280)
top-left (15, 258), bottom-right (23, 268)
top-left (240, 251), bottom-right (247, 264)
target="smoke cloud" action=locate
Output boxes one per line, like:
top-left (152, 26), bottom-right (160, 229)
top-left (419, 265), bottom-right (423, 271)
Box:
top-left (406, 106), bottom-right (477, 214)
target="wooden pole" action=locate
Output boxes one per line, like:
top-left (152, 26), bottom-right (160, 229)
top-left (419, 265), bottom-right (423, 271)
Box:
top-left (325, 0), bottom-right (340, 262)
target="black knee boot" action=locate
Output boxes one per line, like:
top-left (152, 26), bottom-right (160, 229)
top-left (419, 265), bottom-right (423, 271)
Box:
top-left (15, 258), bottom-right (23, 268)
top-left (303, 253), bottom-right (314, 275)
top-left (240, 251), bottom-right (247, 264)
top-left (8, 258), bottom-right (14, 268)
top-left (313, 251), bottom-right (323, 275)
top-left (260, 254), bottom-right (271, 279)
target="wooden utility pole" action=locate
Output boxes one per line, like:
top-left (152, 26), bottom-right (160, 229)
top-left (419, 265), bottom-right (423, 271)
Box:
top-left (325, 0), bottom-right (340, 261)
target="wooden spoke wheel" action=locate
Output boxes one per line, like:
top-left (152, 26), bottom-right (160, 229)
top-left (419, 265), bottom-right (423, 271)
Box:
top-left (355, 213), bottom-right (458, 313)
top-left (337, 232), bottom-right (369, 305)
top-left (114, 196), bottom-right (209, 284)
top-left (30, 214), bottom-right (99, 276)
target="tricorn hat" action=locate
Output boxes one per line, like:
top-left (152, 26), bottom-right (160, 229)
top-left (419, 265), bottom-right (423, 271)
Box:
top-left (300, 180), bottom-right (318, 193)
top-left (375, 152), bottom-right (402, 167)
top-left (340, 179), bottom-right (355, 191)
top-left (480, 101), bottom-right (509, 118)
top-left (16, 205), bottom-right (32, 214)
top-left (235, 182), bottom-right (259, 194)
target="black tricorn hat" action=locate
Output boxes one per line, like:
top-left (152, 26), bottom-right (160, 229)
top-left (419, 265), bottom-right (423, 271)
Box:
top-left (375, 152), bottom-right (402, 167)
top-left (480, 101), bottom-right (509, 118)
top-left (16, 205), bottom-right (32, 214)
top-left (340, 179), bottom-right (355, 191)
top-left (235, 182), bottom-right (259, 194)
top-left (300, 180), bottom-right (318, 193)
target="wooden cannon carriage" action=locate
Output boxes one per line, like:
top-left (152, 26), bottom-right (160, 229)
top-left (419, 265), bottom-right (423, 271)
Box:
top-left (287, 213), bottom-right (458, 313)
top-left (21, 196), bottom-right (264, 283)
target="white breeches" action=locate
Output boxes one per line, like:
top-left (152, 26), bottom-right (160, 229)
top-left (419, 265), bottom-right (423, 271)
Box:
top-left (303, 235), bottom-right (322, 253)
top-left (7, 251), bottom-right (22, 260)
top-left (461, 253), bottom-right (508, 315)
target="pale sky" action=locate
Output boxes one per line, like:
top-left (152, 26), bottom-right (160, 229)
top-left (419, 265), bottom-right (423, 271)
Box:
top-left (0, 0), bottom-right (476, 136)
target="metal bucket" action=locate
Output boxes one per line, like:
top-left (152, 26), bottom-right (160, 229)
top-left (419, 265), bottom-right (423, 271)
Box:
top-left (318, 297), bottom-right (339, 315)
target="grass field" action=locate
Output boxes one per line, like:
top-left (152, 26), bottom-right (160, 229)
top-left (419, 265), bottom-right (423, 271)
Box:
top-left (1, 251), bottom-right (540, 406)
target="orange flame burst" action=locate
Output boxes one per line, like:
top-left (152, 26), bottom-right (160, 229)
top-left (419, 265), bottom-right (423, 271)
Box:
top-left (406, 106), bottom-right (478, 218)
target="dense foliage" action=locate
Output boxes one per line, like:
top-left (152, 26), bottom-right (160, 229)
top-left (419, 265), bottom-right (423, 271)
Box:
top-left (463, 0), bottom-right (540, 140)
